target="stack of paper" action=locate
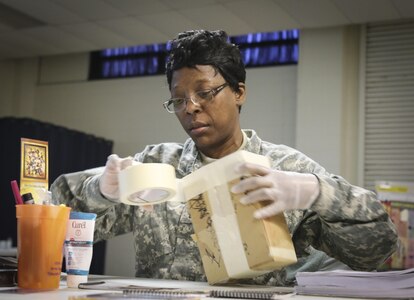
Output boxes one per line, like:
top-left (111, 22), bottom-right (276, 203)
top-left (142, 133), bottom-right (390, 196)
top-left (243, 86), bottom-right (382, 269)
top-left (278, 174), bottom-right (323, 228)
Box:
top-left (295, 267), bottom-right (414, 299)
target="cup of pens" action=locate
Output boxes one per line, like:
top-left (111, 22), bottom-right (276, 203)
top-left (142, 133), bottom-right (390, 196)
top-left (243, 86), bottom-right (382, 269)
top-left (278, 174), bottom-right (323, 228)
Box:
top-left (16, 204), bottom-right (71, 289)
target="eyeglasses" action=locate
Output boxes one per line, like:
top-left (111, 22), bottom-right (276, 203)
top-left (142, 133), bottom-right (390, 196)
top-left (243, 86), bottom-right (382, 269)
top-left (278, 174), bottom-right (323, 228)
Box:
top-left (163, 83), bottom-right (229, 113)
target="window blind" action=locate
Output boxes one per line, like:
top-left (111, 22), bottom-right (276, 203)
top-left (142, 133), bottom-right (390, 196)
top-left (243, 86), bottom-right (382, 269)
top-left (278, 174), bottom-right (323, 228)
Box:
top-left (363, 20), bottom-right (414, 190)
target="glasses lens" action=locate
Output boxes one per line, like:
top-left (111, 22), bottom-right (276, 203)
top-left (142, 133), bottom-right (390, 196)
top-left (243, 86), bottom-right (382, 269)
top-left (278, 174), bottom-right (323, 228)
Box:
top-left (195, 90), bottom-right (213, 101)
top-left (165, 84), bottom-right (227, 113)
top-left (173, 99), bottom-right (185, 111)
top-left (164, 98), bottom-right (185, 112)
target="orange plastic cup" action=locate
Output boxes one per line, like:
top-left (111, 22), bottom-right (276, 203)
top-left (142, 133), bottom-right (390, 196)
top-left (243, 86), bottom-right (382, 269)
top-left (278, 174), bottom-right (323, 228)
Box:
top-left (16, 205), bottom-right (71, 289)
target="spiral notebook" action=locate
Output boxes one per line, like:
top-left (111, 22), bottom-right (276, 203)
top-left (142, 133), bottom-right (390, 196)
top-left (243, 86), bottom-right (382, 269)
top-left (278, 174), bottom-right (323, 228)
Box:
top-left (122, 288), bottom-right (291, 299)
top-left (77, 280), bottom-right (293, 299)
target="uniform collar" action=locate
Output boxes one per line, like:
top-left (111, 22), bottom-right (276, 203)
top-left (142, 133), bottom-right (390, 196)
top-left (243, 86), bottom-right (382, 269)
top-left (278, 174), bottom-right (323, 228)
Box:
top-left (176, 129), bottom-right (262, 176)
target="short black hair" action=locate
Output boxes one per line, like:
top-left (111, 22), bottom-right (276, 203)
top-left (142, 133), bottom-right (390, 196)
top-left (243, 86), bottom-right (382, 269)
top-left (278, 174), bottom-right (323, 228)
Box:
top-left (165, 30), bottom-right (246, 94)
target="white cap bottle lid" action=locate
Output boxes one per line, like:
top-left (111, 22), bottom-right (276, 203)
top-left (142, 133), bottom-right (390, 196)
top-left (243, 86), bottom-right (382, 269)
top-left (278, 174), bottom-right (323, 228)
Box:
top-left (67, 275), bottom-right (88, 288)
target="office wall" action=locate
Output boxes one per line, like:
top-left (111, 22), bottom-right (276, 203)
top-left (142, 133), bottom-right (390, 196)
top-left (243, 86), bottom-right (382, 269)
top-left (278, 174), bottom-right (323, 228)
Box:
top-left (0, 58), bottom-right (38, 117)
top-left (296, 26), bottom-right (360, 183)
top-left (0, 25), bottom-right (361, 276)
top-left (33, 61), bottom-right (297, 158)
top-left (0, 60), bottom-right (15, 115)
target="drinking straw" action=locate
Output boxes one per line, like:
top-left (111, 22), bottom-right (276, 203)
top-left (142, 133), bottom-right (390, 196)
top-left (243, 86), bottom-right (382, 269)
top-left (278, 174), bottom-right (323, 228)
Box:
top-left (11, 180), bottom-right (24, 205)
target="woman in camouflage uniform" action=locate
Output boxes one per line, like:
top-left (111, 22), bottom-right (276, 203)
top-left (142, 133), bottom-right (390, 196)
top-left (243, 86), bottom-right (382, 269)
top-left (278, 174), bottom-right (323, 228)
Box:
top-left (51, 30), bottom-right (398, 286)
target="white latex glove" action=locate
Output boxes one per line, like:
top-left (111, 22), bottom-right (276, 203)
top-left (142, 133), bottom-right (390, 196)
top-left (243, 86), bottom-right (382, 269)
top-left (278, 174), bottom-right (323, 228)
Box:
top-left (99, 154), bottom-right (135, 200)
top-left (231, 162), bottom-right (320, 219)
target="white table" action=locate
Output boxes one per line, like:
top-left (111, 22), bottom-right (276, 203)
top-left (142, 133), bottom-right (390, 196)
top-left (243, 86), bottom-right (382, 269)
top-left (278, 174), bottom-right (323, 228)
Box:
top-left (0, 275), bottom-right (368, 300)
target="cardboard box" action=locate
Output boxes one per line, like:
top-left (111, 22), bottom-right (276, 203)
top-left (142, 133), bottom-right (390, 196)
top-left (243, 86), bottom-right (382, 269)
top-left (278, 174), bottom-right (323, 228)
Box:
top-left (183, 151), bottom-right (297, 285)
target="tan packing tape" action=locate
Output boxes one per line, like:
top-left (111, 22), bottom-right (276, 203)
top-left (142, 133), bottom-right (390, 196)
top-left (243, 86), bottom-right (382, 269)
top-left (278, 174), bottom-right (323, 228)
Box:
top-left (118, 163), bottom-right (178, 205)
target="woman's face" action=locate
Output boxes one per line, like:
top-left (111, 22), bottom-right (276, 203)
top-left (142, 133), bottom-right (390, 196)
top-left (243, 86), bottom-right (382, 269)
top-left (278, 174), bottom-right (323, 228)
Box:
top-left (170, 65), bottom-right (246, 158)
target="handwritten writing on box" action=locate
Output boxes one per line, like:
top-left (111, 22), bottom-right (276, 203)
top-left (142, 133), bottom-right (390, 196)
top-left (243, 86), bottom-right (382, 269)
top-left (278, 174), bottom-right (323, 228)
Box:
top-left (187, 177), bottom-right (296, 284)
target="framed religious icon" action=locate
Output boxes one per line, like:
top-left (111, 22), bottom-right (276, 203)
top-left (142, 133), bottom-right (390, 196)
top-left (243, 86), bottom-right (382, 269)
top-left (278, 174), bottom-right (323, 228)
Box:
top-left (20, 138), bottom-right (49, 203)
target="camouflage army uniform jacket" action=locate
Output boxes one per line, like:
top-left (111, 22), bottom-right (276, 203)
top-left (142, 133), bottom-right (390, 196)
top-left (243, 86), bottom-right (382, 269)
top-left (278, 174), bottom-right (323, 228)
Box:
top-left (51, 129), bottom-right (398, 286)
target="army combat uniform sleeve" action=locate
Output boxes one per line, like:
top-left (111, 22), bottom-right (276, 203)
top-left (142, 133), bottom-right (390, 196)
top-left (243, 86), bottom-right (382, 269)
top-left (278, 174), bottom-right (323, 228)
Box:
top-left (264, 147), bottom-right (398, 272)
top-left (50, 167), bottom-right (134, 243)
top-left (295, 173), bottom-right (398, 271)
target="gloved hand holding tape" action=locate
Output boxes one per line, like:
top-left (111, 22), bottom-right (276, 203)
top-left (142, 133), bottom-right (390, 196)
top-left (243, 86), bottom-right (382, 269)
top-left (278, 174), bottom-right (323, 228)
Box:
top-left (118, 163), bottom-right (183, 205)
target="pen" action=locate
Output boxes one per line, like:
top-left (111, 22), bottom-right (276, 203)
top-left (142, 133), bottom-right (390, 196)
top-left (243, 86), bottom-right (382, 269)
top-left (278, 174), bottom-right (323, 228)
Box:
top-left (10, 180), bottom-right (23, 205)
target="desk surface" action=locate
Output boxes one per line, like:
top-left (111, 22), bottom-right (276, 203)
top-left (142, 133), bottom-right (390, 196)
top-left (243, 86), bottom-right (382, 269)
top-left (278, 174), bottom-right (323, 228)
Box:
top-left (0, 275), bottom-right (368, 300)
top-left (0, 248), bottom-right (17, 257)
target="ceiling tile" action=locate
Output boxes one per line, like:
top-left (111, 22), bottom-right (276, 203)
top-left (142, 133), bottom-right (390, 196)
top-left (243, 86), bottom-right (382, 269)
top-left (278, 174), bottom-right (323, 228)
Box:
top-left (138, 11), bottom-right (202, 40)
top-left (215, 0), bottom-right (241, 3)
top-left (0, 30), bottom-right (61, 57)
top-left (178, 4), bottom-right (254, 36)
top-left (159, 0), bottom-right (218, 10)
top-left (0, 42), bottom-right (30, 58)
top-left (59, 22), bottom-right (132, 49)
top-left (276, 0), bottom-right (349, 27)
top-left (333, 0), bottom-right (400, 23)
top-left (392, 0), bottom-right (414, 18)
top-left (22, 26), bottom-right (96, 53)
top-left (105, 0), bottom-right (170, 16)
top-left (0, 22), bottom-right (12, 33)
top-left (0, 0), bottom-right (413, 60)
top-left (53, 0), bottom-right (125, 21)
top-left (0, 0), bottom-right (85, 24)
top-left (228, 0), bottom-right (299, 32)
top-left (96, 16), bottom-right (170, 45)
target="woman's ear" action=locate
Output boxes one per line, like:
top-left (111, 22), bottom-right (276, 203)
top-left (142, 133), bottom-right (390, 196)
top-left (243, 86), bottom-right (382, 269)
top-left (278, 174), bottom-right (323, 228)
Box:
top-left (235, 83), bottom-right (246, 107)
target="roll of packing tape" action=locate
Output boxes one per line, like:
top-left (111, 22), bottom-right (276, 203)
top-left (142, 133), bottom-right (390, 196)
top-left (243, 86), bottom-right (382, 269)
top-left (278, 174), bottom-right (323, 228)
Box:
top-left (118, 163), bottom-right (177, 206)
